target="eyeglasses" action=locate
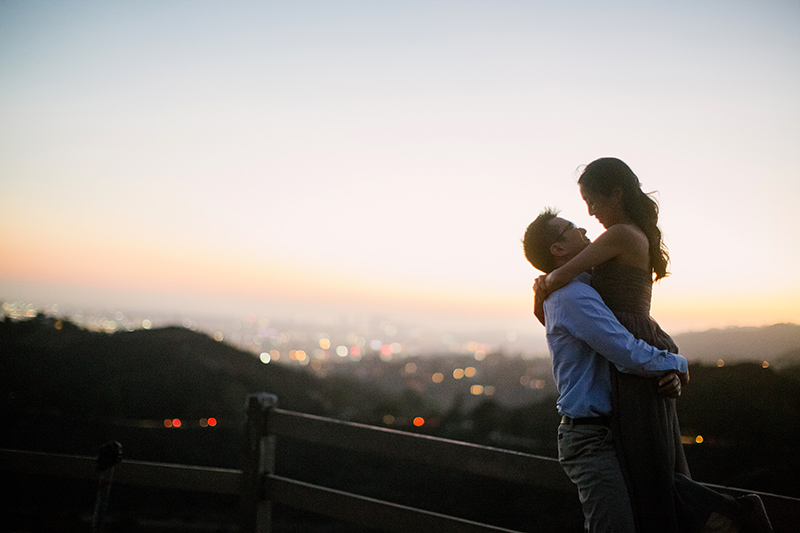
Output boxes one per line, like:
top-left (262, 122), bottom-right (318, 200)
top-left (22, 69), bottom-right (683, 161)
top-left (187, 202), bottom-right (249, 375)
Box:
top-left (551, 222), bottom-right (576, 247)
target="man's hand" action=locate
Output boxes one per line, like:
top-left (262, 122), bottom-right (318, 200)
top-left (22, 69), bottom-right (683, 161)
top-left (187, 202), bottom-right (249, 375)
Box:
top-left (657, 372), bottom-right (684, 398)
top-left (678, 368), bottom-right (690, 387)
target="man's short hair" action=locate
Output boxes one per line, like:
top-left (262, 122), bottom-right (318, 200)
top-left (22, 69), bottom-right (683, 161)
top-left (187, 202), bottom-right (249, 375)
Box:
top-left (522, 208), bottom-right (561, 273)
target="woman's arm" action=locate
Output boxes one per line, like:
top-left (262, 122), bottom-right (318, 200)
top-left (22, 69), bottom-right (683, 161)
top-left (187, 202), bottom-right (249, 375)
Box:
top-left (537, 224), bottom-right (640, 298)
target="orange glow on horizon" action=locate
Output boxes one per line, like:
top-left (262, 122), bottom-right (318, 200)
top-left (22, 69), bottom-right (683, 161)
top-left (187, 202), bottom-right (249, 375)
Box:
top-left (1, 221), bottom-right (534, 325)
top-left (651, 290), bottom-right (800, 334)
top-left (1, 223), bottom-right (533, 323)
top-left (2, 223), bottom-right (798, 335)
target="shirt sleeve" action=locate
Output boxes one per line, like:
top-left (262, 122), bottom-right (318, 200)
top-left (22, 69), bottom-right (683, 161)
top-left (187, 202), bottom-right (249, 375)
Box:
top-left (551, 283), bottom-right (688, 377)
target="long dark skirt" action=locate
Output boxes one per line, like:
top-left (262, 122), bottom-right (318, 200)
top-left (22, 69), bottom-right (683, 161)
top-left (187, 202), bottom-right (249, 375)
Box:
top-left (610, 368), bottom-right (692, 532)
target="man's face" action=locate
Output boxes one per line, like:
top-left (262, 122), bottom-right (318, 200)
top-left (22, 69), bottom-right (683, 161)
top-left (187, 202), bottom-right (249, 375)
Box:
top-left (550, 217), bottom-right (590, 261)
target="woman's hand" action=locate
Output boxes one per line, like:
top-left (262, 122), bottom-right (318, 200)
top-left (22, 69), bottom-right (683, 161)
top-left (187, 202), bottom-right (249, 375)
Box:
top-left (532, 283), bottom-right (546, 326)
top-left (533, 274), bottom-right (552, 299)
top-left (532, 274), bottom-right (555, 326)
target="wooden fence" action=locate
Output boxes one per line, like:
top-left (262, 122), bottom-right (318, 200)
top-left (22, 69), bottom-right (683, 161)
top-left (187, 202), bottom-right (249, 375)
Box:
top-left (2, 392), bottom-right (799, 532)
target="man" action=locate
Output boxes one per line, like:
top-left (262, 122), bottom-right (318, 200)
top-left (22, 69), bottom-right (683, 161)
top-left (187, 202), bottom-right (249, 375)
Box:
top-left (521, 209), bottom-right (773, 533)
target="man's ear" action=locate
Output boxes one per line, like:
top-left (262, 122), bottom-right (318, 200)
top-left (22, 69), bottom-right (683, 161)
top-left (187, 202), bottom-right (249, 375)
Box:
top-left (549, 242), bottom-right (567, 259)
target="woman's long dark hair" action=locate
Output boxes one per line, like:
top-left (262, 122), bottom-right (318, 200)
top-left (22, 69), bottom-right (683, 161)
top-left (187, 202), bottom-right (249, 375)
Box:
top-left (578, 157), bottom-right (670, 280)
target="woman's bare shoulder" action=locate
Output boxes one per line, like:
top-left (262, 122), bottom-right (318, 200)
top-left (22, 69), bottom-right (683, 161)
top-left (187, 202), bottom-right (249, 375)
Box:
top-left (600, 224), bottom-right (649, 266)
top-left (602, 223), bottom-right (648, 242)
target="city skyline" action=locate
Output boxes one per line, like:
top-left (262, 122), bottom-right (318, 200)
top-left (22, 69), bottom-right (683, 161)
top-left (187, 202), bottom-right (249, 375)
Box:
top-left (2, 1), bottom-right (799, 343)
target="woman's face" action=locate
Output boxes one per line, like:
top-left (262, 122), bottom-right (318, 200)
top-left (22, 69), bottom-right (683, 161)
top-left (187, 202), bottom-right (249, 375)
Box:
top-left (580, 184), bottom-right (623, 229)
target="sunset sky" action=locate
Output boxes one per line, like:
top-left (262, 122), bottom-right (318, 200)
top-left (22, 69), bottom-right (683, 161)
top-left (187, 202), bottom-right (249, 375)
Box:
top-left (1, 1), bottom-right (798, 344)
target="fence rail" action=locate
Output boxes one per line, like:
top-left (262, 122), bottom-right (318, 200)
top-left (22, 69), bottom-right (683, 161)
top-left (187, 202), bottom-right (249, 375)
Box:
top-left (0, 448), bottom-right (241, 495)
top-left (3, 392), bottom-right (799, 532)
top-left (267, 405), bottom-right (570, 489)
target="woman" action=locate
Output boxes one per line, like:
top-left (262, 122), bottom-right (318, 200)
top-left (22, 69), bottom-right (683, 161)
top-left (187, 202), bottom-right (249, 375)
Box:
top-left (534, 157), bottom-right (691, 532)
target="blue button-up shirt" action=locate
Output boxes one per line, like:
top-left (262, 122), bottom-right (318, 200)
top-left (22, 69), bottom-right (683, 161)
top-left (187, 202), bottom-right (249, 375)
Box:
top-left (544, 273), bottom-right (688, 419)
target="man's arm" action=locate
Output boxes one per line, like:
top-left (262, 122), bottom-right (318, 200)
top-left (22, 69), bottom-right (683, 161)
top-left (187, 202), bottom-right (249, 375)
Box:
top-left (551, 283), bottom-right (688, 377)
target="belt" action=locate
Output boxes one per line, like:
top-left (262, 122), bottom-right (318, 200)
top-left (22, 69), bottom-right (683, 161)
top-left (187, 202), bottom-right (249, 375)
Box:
top-left (561, 415), bottom-right (611, 427)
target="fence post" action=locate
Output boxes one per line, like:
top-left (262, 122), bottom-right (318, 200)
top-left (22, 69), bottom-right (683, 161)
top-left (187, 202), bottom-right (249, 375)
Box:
top-left (240, 393), bottom-right (278, 533)
top-left (92, 441), bottom-right (122, 533)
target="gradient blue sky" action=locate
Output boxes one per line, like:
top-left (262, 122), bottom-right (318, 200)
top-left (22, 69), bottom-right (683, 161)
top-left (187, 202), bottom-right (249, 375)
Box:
top-left (2, 1), bottom-right (798, 340)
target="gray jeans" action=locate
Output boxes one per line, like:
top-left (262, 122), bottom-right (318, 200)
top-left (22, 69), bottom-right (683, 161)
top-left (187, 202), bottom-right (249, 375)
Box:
top-left (558, 423), bottom-right (636, 533)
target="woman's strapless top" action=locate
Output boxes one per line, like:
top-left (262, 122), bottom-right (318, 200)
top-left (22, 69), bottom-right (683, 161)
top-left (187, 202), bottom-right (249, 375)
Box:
top-left (591, 261), bottom-right (678, 353)
top-left (591, 261), bottom-right (652, 314)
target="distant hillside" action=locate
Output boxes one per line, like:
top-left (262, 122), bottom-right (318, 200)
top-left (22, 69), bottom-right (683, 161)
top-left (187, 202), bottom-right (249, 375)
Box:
top-left (673, 323), bottom-right (800, 365)
top-left (0, 315), bottom-right (420, 440)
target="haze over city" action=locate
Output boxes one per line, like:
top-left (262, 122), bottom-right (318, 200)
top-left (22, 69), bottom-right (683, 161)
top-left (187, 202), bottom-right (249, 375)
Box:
top-left (2, 1), bottom-right (798, 352)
